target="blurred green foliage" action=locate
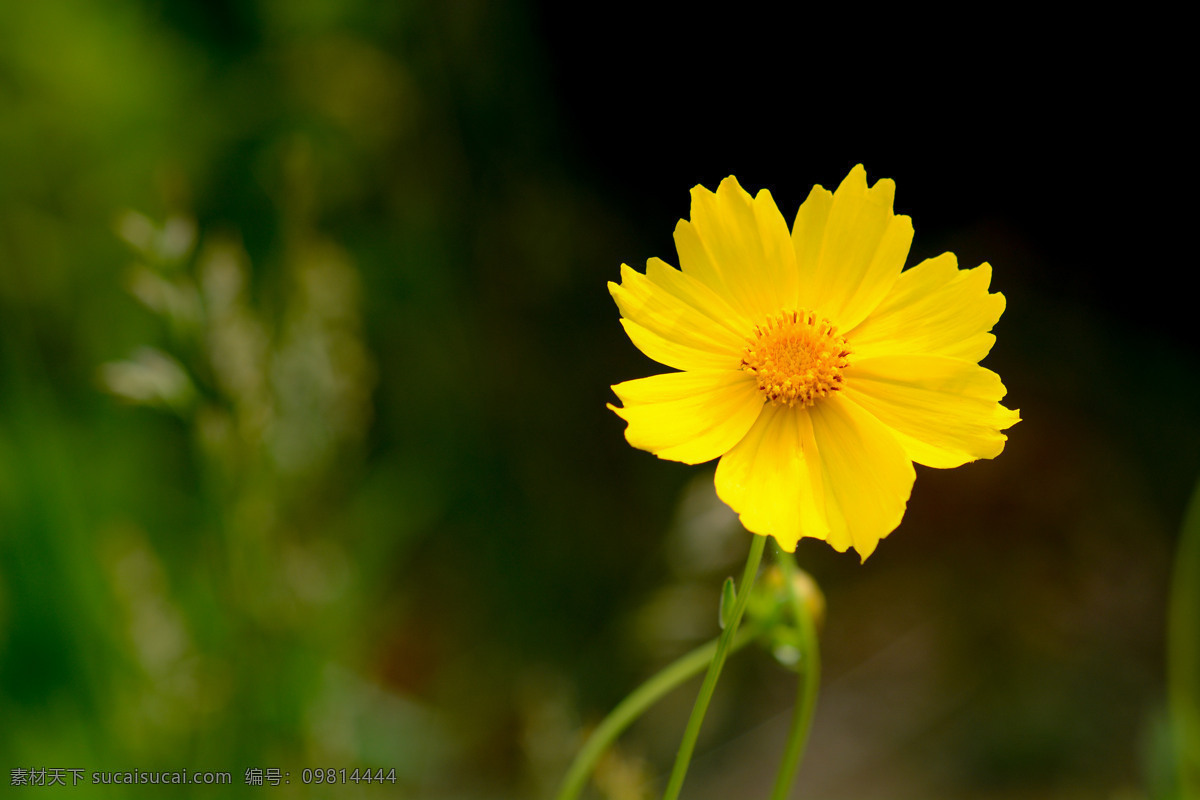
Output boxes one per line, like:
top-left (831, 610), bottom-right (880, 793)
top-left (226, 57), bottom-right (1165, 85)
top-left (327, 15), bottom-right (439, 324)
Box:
top-left (1, 1), bottom-right (633, 796)
top-left (1, 2), bottom-right (1197, 799)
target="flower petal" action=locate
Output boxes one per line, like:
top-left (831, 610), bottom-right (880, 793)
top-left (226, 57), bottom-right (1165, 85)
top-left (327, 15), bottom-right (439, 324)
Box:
top-left (617, 320), bottom-right (733, 372)
top-left (610, 370), bottom-right (763, 464)
top-left (807, 395), bottom-right (916, 561)
top-left (793, 165), bottom-right (914, 331)
top-left (713, 404), bottom-right (829, 552)
top-left (673, 176), bottom-right (796, 326)
top-left (609, 260), bottom-right (747, 371)
top-left (714, 396), bottom-right (915, 559)
top-left (844, 355), bottom-right (1020, 469)
top-left (848, 254), bottom-right (1005, 361)
top-left (791, 182), bottom-right (833, 309)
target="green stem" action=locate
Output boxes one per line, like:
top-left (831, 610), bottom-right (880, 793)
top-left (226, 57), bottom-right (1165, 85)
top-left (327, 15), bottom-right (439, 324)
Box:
top-left (554, 625), bottom-right (761, 800)
top-left (768, 551), bottom-right (821, 800)
top-left (1169, 476), bottom-right (1200, 797)
top-left (661, 533), bottom-right (766, 800)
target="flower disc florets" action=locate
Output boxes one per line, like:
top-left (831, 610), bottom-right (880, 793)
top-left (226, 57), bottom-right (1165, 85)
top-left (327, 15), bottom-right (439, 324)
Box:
top-left (741, 310), bottom-right (850, 407)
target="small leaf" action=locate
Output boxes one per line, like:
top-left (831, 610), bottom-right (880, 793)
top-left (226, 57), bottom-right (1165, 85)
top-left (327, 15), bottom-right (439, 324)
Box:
top-left (719, 577), bottom-right (736, 630)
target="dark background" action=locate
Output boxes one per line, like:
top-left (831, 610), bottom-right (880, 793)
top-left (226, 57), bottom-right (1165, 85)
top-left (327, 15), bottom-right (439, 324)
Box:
top-left (1, 2), bottom-right (1193, 798)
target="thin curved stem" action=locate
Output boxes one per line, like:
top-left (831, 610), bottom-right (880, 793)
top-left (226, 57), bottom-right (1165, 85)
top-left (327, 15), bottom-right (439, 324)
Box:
top-left (768, 551), bottom-right (821, 800)
top-left (553, 625), bottom-right (761, 800)
top-left (661, 533), bottom-right (766, 800)
top-left (1169, 477), bottom-right (1200, 797)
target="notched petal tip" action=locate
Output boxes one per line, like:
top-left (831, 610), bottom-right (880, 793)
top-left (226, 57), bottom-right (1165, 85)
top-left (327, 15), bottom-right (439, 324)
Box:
top-left (868, 177), bottom-right (897, 209)
top-left (837, 163), bottom-right (899, 214)
top-left (610, 263), bottom-right (644, 301)
top-left (768, 531), bottom-right (799, 553)
top-left (715, 175), bottom-right (748, 195)
top-left (689, 179), bottom-right (718, 204)
top-left (852, 529), bottom-right (886, 562)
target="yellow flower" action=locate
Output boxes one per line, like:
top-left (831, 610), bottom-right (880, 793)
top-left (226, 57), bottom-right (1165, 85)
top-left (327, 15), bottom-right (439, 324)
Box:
top-left (608, 165), bottom-right (1019, 560)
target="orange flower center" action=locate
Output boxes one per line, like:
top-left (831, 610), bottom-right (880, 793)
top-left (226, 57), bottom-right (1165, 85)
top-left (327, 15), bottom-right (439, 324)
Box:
top-left (741, 310), bottom-right (851, 407)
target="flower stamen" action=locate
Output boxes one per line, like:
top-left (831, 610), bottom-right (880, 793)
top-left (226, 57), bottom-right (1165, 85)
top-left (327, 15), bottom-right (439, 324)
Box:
top-left (741, 310), bottom-right (850, 407)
